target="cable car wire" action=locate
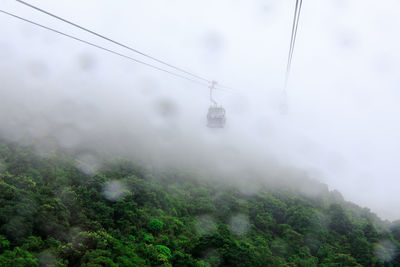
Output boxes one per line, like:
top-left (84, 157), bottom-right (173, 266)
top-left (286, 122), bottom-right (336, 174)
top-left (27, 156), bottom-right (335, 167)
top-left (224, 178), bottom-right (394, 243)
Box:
top-left (0, 9), bottom-right (212, 88)
top-left (289, 0), bottom-right (303, 75)
top-left (281, 0), bottom-right (303, 113)
top-left (16, 0), bottom-right (234, 90)
top-left (285, 0), bottom-right (303, 86)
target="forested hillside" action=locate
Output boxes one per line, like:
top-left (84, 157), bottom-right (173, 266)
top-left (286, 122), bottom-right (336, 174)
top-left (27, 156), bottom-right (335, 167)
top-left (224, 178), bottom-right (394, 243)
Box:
top-left (0, 142), bottom-right (399, 266)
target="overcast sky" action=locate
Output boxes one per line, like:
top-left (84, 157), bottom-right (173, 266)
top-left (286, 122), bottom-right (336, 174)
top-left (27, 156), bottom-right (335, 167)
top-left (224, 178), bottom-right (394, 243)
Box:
top-left (1, 0), bottom-right (400, 220)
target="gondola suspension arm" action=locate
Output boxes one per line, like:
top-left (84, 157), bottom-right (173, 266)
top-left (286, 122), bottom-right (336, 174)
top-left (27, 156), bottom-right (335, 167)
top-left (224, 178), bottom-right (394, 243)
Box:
top-left (209, 81), bottom-right (218, 106)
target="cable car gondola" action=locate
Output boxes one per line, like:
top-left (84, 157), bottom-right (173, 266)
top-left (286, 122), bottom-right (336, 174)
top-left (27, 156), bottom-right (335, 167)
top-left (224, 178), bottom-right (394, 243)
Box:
top-left (207, 105), bottom-right (226, 128)
top-left (207, 81), bottom-right (226, 128)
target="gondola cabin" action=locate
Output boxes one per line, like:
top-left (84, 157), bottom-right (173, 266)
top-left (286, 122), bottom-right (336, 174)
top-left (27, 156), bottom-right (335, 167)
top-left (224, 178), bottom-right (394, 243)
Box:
top-left (207, 105), bottom-right (226, 128)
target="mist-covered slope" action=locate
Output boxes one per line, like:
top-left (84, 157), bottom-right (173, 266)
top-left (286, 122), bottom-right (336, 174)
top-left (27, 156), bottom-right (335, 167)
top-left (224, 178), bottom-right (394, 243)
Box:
top-left (0, 141), bottom-right (399, 266)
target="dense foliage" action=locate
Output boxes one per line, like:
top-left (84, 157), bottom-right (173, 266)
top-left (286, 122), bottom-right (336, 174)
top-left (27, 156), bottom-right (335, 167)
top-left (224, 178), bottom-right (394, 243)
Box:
top-left (0, 142), bottom-right (400, 266)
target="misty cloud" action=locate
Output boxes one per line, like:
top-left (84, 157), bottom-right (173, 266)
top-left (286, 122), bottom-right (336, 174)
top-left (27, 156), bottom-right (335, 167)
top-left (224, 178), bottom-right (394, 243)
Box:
top-left (0, 0), bottom-right (400, 220)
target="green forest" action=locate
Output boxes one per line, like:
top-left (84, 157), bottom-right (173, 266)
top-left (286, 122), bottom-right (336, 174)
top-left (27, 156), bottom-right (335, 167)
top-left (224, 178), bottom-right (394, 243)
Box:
top-left (1, 141), bottom-right (400, 266)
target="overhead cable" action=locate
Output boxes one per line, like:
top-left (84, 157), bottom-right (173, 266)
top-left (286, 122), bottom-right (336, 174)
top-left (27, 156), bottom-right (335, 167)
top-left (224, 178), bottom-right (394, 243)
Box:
top-left (0, 9), bottom-right (211, 87)
top-left (16, 0), bottom-right (213, 83)
top-left (281, 0), bottom-right (303, 113)
top-left (285, 0), bottom-right (303, 86)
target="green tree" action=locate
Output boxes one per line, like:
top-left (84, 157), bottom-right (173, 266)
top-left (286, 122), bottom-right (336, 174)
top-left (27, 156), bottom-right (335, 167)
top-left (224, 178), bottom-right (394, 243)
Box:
top-left (148, 219), bottom-right (164, 234)
top-left (0, 247), bottom-right (38, 267)
top-left (328, 204), bottom-right (353, 235)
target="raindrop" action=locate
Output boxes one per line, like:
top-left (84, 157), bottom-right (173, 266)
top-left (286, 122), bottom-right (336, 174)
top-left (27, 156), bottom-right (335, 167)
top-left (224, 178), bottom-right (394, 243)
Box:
top-left (154, 98), bottom-right (179, 119)
top-left (203, 32), bottom-right (224, 54)
top-left (195, 215), bottom-right (217, 236)
top-left (202, 249), bottom-right (221, 266)
top-left (102, 180), bottom-right (129, 201)
top-left (229, 214), bottom-right (250, 235)
top-left (78, 53), bottom-right (96, 71)
top-left (374, 240), bottom-right (397, 262)
top-left (39, 251), bottom-right (57, 266)
top-left (56, 126), bottom-right (80, 149)
top-left (26, 60), bottom-right (48, 77)
top-left (76, 154), bottom-right (100, 175)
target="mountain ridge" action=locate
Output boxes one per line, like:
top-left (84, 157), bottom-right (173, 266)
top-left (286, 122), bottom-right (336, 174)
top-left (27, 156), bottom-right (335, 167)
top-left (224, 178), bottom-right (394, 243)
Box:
top-left (0, 141), bottom-right (399, 266)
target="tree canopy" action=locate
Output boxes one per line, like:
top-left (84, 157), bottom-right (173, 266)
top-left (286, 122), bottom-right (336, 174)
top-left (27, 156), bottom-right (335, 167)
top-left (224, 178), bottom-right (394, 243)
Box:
top-left (0, 142), bottom-right (399, 266)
